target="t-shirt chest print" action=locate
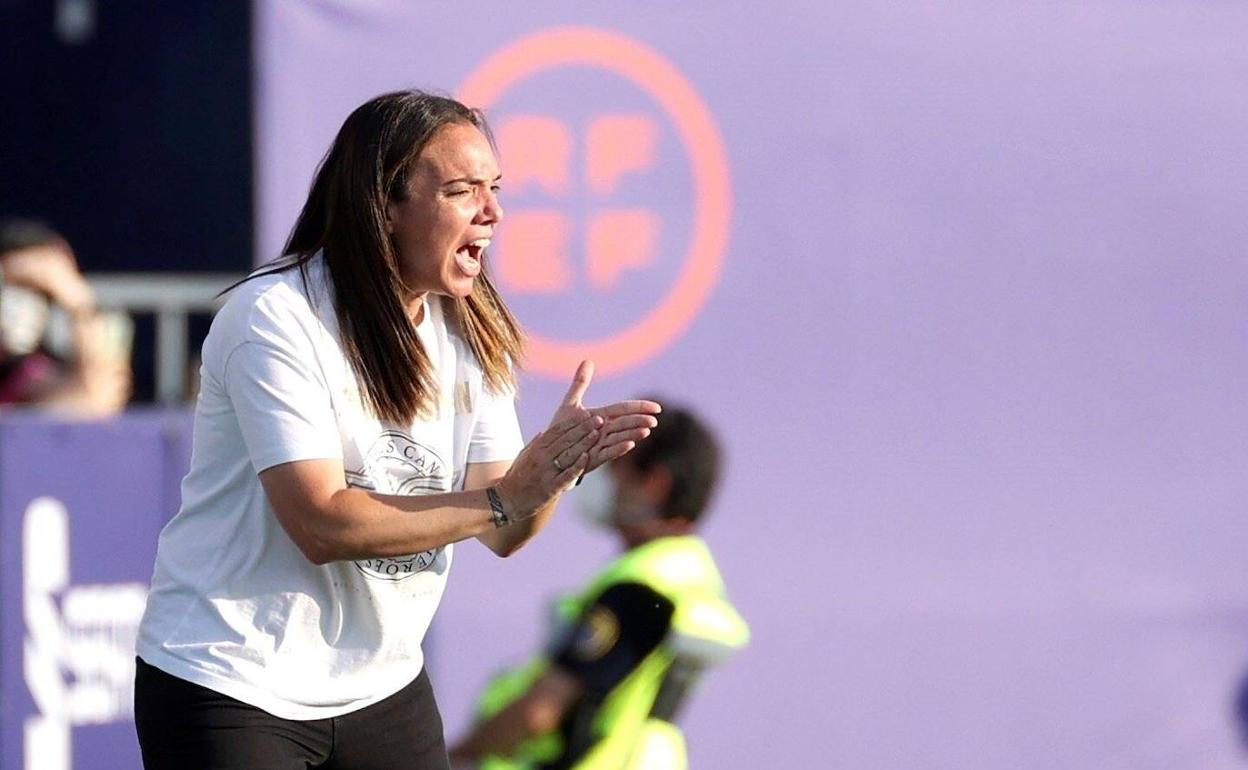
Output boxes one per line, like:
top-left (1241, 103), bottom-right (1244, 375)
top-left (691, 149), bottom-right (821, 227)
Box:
top-left (345, 429), bottom-right (451, 580)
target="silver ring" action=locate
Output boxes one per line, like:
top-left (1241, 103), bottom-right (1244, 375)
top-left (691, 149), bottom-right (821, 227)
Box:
top-left (553, 456), bottom-right (565, 471)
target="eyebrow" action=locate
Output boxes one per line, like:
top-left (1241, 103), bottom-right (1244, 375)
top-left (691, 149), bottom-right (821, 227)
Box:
top-left (441, 174), bottom-right (503, 187)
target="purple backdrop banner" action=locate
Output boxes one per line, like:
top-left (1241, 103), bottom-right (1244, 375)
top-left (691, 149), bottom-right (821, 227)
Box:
top-left (0, 412), bottom-right (192, 770)
top-left (255, 2), bottom-right (1248, 767)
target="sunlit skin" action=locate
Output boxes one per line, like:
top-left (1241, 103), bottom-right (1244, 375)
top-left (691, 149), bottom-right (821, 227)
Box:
top-left (607, 460), bottom-right (693, 549)
top-left (385, 121), bottom-right (504, 322)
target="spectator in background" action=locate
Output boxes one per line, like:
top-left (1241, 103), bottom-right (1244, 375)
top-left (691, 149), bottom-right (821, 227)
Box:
top-left (0, 219), bottom-right (130, 416)
top-left (450, 403), bottom-right (749, 770)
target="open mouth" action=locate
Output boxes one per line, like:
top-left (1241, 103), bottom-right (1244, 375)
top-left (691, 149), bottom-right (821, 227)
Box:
top-left (455, 238), bottom-right (490, 278)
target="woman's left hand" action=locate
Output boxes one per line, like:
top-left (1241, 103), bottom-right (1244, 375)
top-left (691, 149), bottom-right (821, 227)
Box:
top-left (549, 360), bottom-right (661, 476)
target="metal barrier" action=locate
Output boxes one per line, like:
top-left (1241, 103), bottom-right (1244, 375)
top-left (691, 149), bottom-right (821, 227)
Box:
top-left (87, 274), bottom-right (243, 404)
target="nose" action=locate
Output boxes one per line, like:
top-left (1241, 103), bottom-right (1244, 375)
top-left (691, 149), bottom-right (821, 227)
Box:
top-left (478, 188), bottom-right (504, 225)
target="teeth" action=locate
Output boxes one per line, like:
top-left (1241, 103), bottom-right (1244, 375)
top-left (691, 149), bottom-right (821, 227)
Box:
top-left (468, 239), bottom-right (491, 249)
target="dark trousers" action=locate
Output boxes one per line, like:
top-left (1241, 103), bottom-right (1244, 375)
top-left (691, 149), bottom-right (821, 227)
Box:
top-left (134, 657), bottom-right (450, 770)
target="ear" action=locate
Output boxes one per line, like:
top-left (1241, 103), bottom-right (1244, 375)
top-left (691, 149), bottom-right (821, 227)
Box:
top-left (639, 466), bottom-right (673, 508)
top-left (383, 201), bottom-right (397, 235)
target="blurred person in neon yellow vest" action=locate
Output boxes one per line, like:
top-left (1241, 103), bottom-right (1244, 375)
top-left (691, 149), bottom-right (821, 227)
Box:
top-left (450, 403), bottom-right (749, 770)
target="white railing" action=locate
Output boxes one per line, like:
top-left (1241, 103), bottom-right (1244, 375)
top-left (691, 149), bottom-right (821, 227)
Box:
top-left (87, 274), bottom-right (244, 404)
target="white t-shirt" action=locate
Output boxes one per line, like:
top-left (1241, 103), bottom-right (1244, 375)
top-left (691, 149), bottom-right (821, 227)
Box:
top-left (136, 255), bottom-right (523, 720)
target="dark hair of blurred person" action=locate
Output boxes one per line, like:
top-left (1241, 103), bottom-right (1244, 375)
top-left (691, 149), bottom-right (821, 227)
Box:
top-left (617, 400), bottom-right (721, 524)
top-left (0, 218), bottom-right (130, 416)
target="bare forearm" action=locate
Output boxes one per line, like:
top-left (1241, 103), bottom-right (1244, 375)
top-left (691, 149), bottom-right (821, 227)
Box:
top-left (450, 706), bottom-right (533, 761)
top-left (451, 692), bottom-right (565, 760)
top-left (294, 486), bottom-right (499, 564)
top-left (450, 671), bottom-right (580, 761)
top-left (475, 494), bottom-right (559, 557)
top-left (261, 411), bottom-right (602, 566)
top-left (464, 453), bottom-right (577, 558)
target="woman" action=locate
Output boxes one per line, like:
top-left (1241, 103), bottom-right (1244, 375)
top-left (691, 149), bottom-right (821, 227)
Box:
top-left (134, 90), bottom-right (659, 769)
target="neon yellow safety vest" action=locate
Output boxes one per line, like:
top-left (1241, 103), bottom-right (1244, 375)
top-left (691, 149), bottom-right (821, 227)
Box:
top-left (474, 536), bottom-right (750, 770)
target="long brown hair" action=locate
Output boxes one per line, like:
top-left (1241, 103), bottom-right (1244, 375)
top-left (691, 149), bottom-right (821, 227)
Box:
top-left (280, 90), bottom-right (523, 424)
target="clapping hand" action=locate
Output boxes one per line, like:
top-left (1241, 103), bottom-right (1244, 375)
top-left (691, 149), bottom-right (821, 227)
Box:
top-left (549, 360), bottom-right (660, 476)
top-left (494, 361), bottom-right (659, 522)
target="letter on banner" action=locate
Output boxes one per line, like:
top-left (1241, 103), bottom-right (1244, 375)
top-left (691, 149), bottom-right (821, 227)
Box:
top-left (23, 497), bottom-right (148, 770)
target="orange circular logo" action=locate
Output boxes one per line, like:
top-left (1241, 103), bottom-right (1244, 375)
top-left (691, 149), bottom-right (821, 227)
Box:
top-left (460, 27), bottom-right (731, 378)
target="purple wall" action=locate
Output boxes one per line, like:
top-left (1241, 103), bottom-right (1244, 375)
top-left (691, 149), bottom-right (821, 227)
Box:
top-left (0, 412), bottom-right (192, 770)
top-left (255, 2), bottom-right (1248, 767)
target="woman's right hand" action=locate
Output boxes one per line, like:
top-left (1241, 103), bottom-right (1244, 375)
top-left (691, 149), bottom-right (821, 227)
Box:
top-left (494, 412), bottom-right (601, 521)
